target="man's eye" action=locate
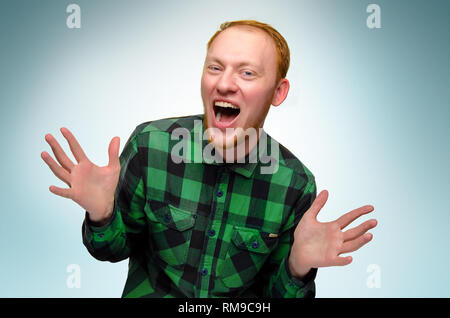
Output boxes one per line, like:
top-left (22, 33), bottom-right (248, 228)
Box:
top-left (208, 66), bottom-right (220, 71)
top-left (242, 70), bottom-right (254, 77)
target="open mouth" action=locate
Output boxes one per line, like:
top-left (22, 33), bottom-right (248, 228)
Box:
top-left (213, 101), bottom-right (240, 124)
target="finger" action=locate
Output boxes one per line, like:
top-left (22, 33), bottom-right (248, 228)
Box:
top-left (45, 133), bottom-right (75, 172)
top-left (49, 185), bottom-right (72, 199)
top-left (340, 233), bottom-right (373, 254)
top-left (336, 204), bottom-right (374, 229)
top-left (41, 151), bottom-right (71, 186)
top-left (307, 189), bottom-right (329, 220)
top-left (343, 219), bottom-right (377, 242)
top-left (60, 127), bottom-right (88, 163)
top-left (331, 256), bottom-right (353, 266)
top-left (108, 137), bottom-right (120, 168)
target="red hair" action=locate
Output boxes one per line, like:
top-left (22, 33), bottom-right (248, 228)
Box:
top-left (207, 20), bottom-right (290, 82)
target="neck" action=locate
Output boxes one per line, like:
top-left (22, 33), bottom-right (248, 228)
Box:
top-left (214, 128), bottom-right (262, 163)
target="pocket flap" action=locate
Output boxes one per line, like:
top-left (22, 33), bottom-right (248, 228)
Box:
top-left (153, 204), bottom-right (196, 232)
top-left (231, 226), bottom-right (278, 254)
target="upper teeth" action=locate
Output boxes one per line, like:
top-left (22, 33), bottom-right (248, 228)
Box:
top-left (215, 101), bottom-right (239, 109)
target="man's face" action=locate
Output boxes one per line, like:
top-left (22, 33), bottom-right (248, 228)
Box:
top-left (201, 26), bottom-right (280, 149)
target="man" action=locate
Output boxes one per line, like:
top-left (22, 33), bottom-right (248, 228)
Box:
top-left (41, 20), bottom-right (377, 297)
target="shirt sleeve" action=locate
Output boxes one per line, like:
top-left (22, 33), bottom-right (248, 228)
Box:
top-left (263, 177), bottom-right (318, 298)
top-left (82, 128), bottom-right (147, 263)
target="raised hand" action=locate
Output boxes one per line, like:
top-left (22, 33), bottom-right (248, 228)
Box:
top-left (41, 128), bottom-right (120, 224)
top-left (289, 190), bottom-right (377, 279)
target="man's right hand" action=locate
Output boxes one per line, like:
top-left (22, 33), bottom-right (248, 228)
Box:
top-left (41, 127), bottom-right (121, 225)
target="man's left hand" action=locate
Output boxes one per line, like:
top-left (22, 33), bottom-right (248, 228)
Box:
top-left (288, 190), bottom-right (378, 279)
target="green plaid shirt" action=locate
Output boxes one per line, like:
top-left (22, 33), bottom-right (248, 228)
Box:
top-left (82, 114), bottom-right (317, 298)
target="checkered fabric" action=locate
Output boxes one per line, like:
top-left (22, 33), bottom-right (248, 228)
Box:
top-left (82, 114), bottom-right (317, 298)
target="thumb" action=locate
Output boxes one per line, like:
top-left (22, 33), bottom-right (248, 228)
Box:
top-left (307, 189), bottom-right (329, 220)
top-left (108, 136), bottom-right (120, 168)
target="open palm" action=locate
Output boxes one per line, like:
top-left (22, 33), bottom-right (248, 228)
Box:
top-left (289, 190), bottom-right (377, 278)
top-left (41, 128), bottom-right (120, 223)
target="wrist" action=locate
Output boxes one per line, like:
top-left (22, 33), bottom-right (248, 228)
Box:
top-left (88, 213), bottom-right (112, 227)
top-left (288, 255), bottom-right (311, 280)
top-left (87, 199), bottom-right (115, 226)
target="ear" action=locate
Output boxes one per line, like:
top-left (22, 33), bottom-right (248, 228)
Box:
top-left (271, 78), bottom-right (290, 106)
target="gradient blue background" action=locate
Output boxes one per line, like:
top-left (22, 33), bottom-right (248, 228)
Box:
top-left (1, 0), bottom-right (449, 297)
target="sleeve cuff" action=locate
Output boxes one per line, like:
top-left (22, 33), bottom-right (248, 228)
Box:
top-left (85, 209), bottom-right (116, 231)
top-left (83, 206), bottom-right (121, 242)
top-left (280, 256), bottom-right (317, 297)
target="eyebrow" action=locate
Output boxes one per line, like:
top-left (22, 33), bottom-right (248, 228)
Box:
top-left (206, 56), bottom-right (263, 71)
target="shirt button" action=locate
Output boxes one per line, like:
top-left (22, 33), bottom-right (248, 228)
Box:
top-left (208, 229), bottom-right (215, 237)
top-left (251, 241), bottom-right (259, 249)
top-left (216, 190), bottom-right (223, 197)
top-left (201, 268), bottom-right (208, 276)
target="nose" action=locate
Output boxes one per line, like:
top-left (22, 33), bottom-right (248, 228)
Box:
top-left (216, 69), bottom-right (238, 95)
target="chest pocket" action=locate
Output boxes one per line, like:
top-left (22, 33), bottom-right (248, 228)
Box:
top-left (148, 203), bottom-right (196, 269)
top-left (218, 226), bottom-right (279, 289)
